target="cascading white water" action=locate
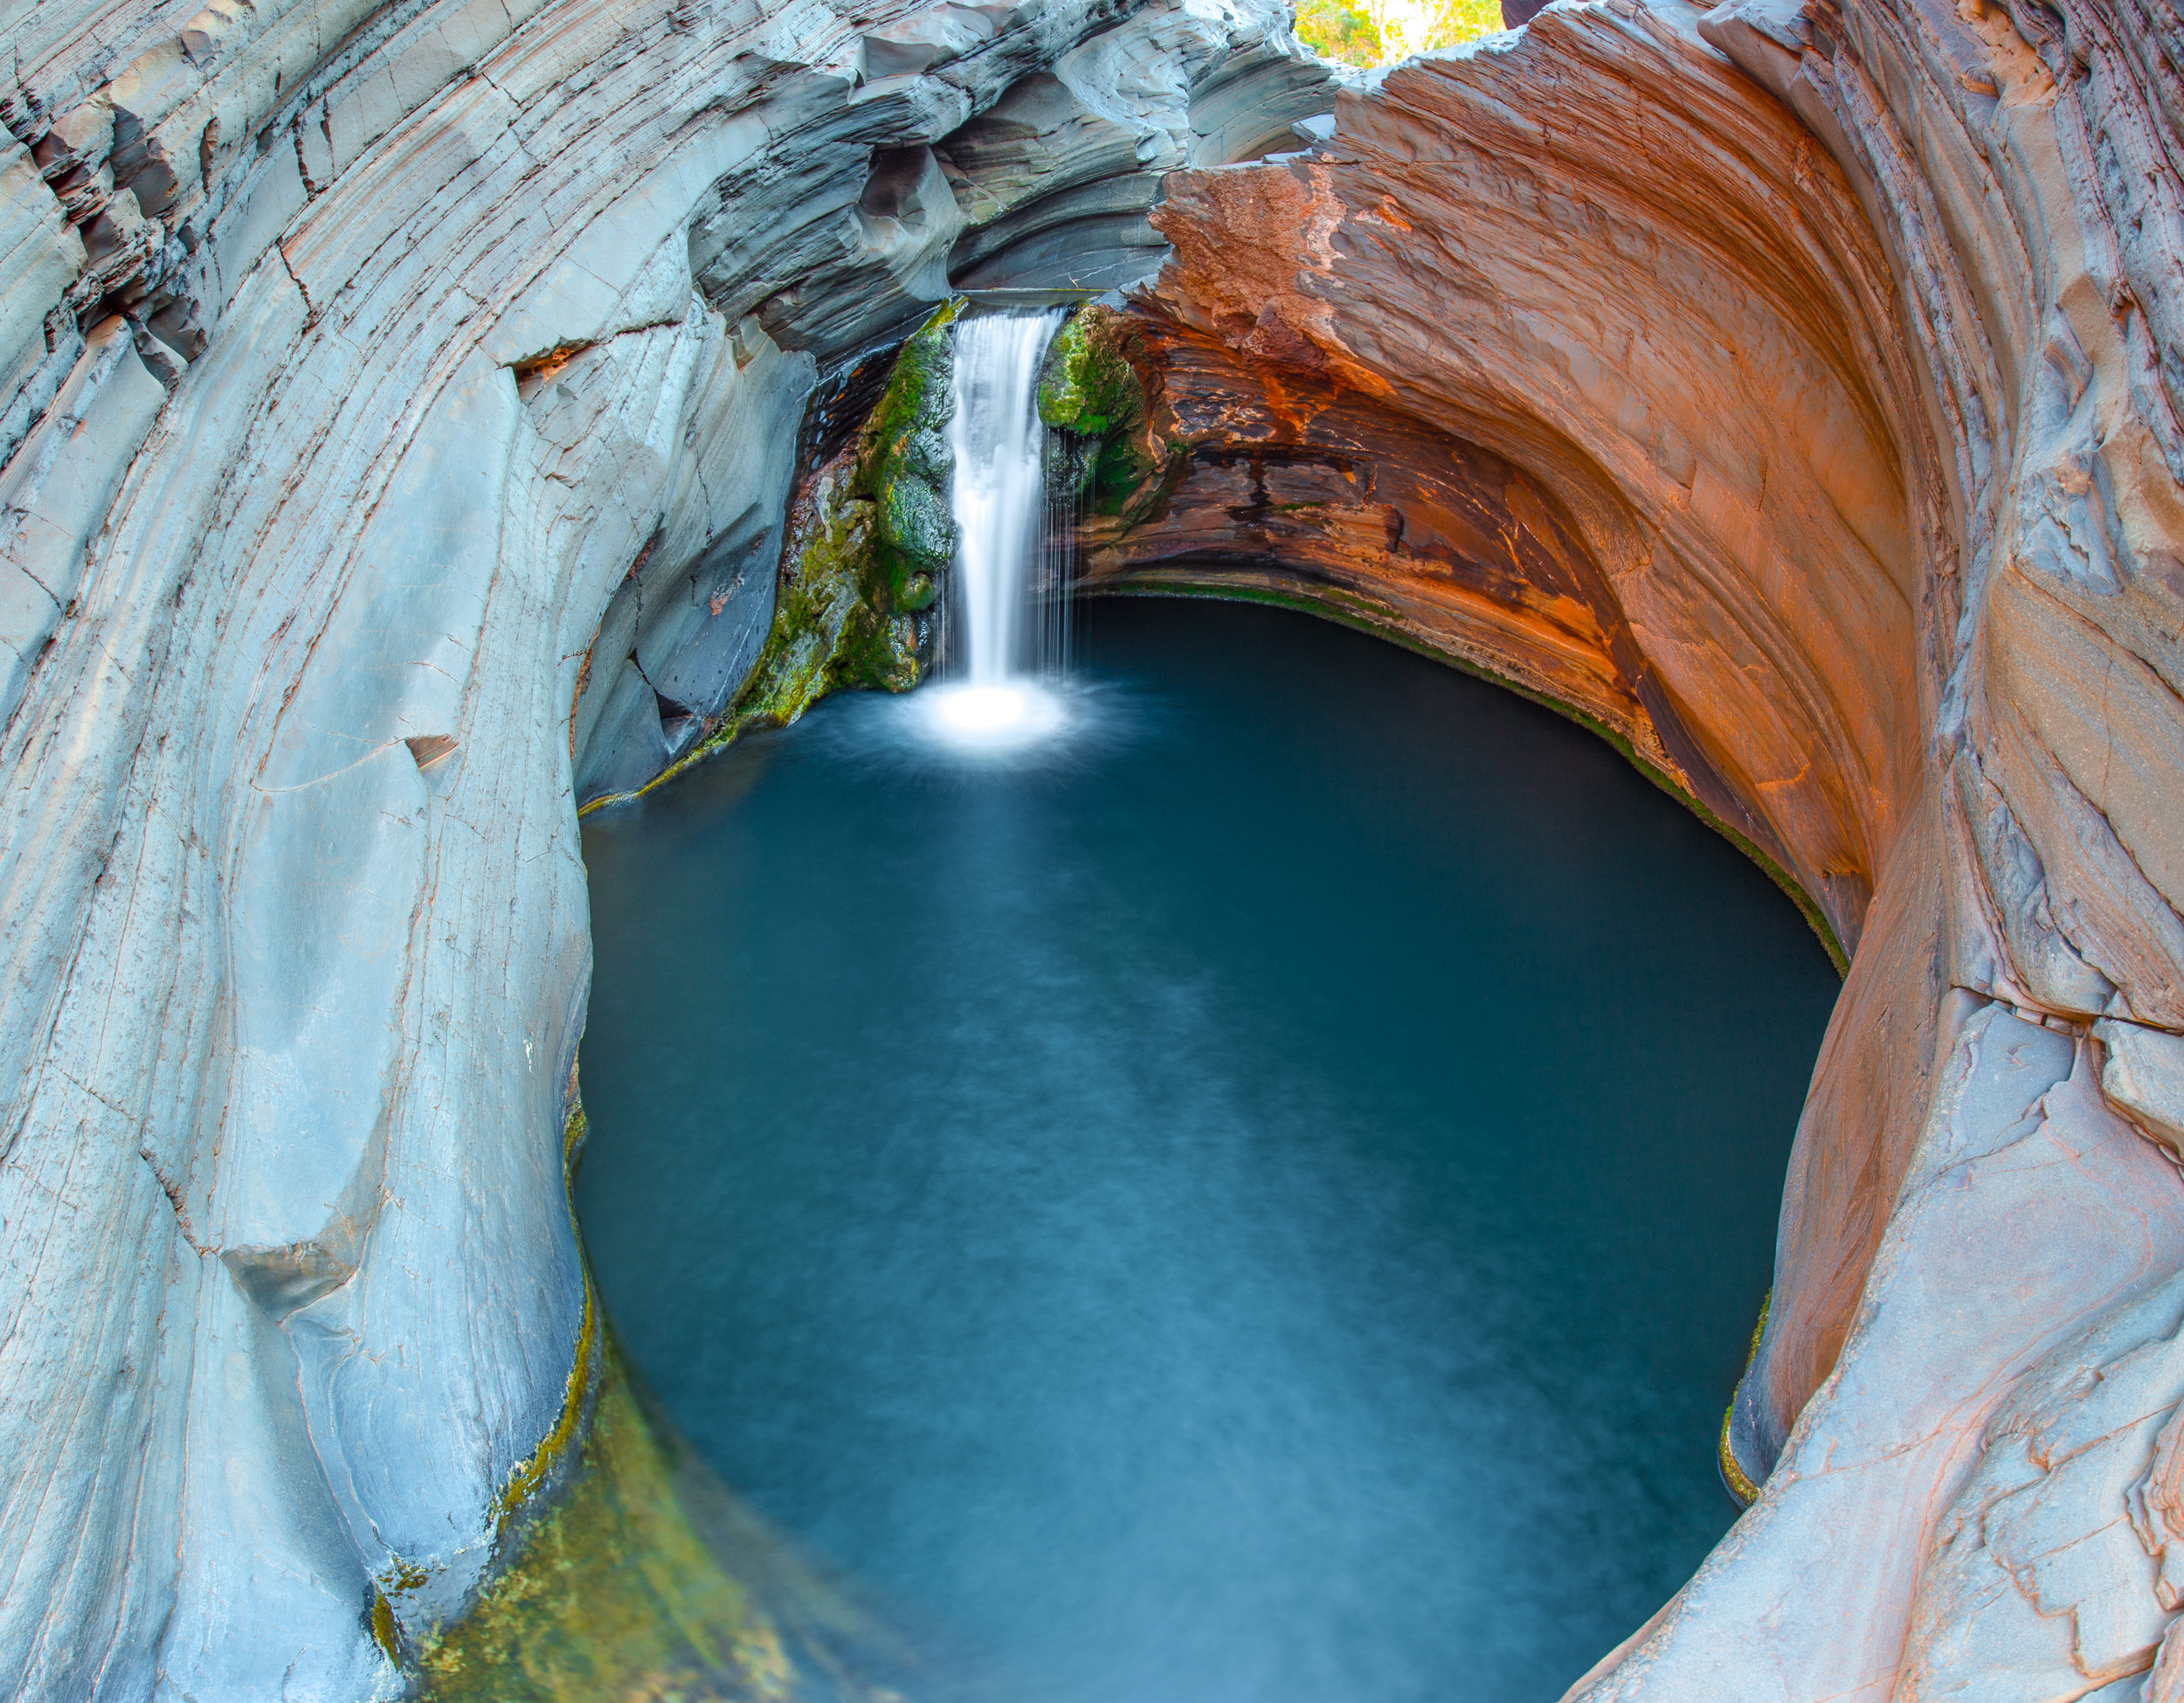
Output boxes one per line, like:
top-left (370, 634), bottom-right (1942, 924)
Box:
top-left (949, 311), bottom-right (1059, 685)
top-left (928, 308), bottom-right (1068, 745)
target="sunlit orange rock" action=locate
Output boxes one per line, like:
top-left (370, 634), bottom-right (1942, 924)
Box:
top-left (1088, 2), bottom-right (2184, 1693)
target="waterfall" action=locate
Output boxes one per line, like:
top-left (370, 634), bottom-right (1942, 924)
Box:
top-left (930, 308), bottom-right (1068, 744)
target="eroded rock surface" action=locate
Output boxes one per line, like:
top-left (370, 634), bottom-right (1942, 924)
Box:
top-left (0, 0), bottom-right (1324, 1693)
top-left (1071, 1), bottom-right (2184, 1695)
top-left (4, 0), bottom-right (2184, 1696)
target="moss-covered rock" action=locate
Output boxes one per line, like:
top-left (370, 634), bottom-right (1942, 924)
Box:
top-left (1038, 307), bottom-right (1138, 437)
top-left (576, 299), bottom-right (961, 814)
top-left (418, 1346), bottom-right (794, 1702)
top-left (1046, 428), bottom-right (1099, 508)
top-left (854, 299), bottom-right (958, 494)
top-left (732, 466), bottom-right (886, 727)
top-left (876, 472), bottom-right (953, 576)
top-left (1036, 304), bottom-right (1164, 522)
top-left (859, 300), bottom-right (960, 610)
top-left (418, 1333), bottom-right (923, 1703)
top-left (724, 302), bottom-right (957, 725)
top-left (894, 424), bottom-right (950, 487)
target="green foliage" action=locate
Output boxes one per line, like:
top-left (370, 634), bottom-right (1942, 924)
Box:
top-left (1294, 0), bottom-right (1504, 66)
top-left (1420, 0), bottom-right (1506, 46)
top-left (1294, 0), bottom-right (1386, 66)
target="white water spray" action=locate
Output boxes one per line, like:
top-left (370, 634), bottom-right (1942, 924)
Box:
top-left (927, 309), bottom-right (1067, 748)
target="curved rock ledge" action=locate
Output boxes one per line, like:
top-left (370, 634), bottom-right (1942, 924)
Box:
top-left (2, 0), bottom-right (2182, 1695)
top-left (0, 0), bottom-right (1325, 1693)
top-left (1080, 1), bottom-right (2184, 1694)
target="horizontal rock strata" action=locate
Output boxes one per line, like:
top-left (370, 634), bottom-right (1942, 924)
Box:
top-left (0, 0), bottom-right (1327, 1693)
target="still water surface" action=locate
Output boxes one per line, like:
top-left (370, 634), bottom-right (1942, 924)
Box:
top-left (576, 599), bottom-right (1842, 1703)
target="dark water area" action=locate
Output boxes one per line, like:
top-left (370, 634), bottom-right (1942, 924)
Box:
top-left (575, 599), bottom-right (1842, 1703)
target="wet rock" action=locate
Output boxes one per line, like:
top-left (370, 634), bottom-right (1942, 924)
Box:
top-left (877, 469), bottom-right (955, 573)
top-left (1038, 301), bottom-right (1156, 516)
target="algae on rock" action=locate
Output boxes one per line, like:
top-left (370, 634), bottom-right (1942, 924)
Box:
top-left (418, 1341), bottom-right (921, 1703)
top-left (734, 294), bottom-right (960, 712)
top-left (735, 468), bottom-right (906, 722)
top-left (578, 300), bottom-right (963, 815)
top-left (735, 295), bottom-right (963, 715)
top-left (858, 296), bottom-right (961, 620)
top-left (1036, 305), bottom-right (1165, 523)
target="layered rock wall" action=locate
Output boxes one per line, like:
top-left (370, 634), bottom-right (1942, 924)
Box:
top-left (6, 0), bottom-right (2184, 1694)
top-left (0, 0), bottom-right (1325, 1693)
top-left (1078, 0), bottom-right (2184, 1694)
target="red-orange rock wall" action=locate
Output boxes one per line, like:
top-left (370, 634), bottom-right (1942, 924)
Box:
top-left (1094, 5), bottom-right (1939, 1477)
top-left (1092, 0), bottom-right (2184, 1693)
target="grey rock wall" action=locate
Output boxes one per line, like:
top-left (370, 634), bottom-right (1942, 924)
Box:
top-left (0, 0), bottom-right (1320, 1694)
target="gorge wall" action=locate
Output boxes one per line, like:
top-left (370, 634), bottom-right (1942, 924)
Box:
top-left (1071, 1), bottom-right (2184, 1695)
top-left (2, 0), bottom-right (2183, 1698)
top-left (0, 0), bottom-right (1330, 1693)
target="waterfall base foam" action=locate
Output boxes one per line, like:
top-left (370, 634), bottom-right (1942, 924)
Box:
top-left (915, 680), bottom-right (1069, 751)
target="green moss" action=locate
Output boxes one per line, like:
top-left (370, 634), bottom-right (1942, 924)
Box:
top-left (493, 1286), bottom-right (598, 1525)
top-left (1082, 577), bottom-right (1849, 974)
top-left (854, 297), bottom-right (960, 501)
top-left (1718, 1291), bottom-right (1771, 1508)
top-left (1038, 310), bottom-right (1136, 436)
top-left (579, 301), bottom-right (963, 819)
top-left (749, 294), bottom-right (963, 705)
top-left (875, 472), bottom-right (954, 582)
top-left (370, 1593), bottom-right (402, 1666)
top-left (417, 1346), bottom-right (797, 1702)
top-left (1038, 306), bottom-right (1165, 523)
top-left (732, 473), bottom-right (889, 723)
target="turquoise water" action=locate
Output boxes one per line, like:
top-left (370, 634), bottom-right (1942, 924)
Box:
top-left (575, 599), bottom-right (1841, 1703)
